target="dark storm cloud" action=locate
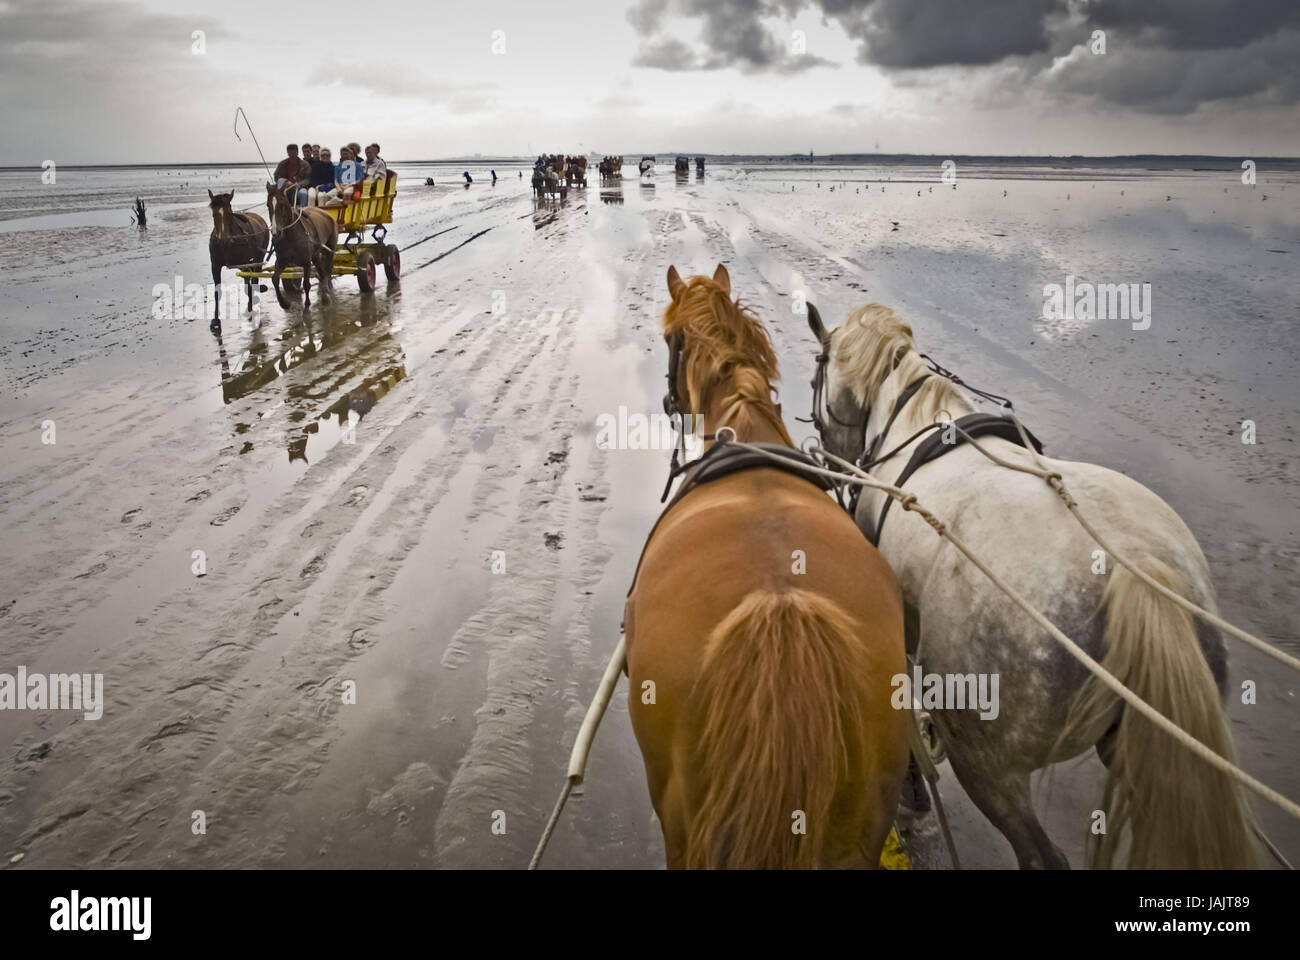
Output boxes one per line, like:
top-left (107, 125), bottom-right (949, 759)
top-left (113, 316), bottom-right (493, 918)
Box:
top-left (627, 0), bottom-right (835, 73)
top-left (1082, 0), bottom-right (1300, 50)
top-left (821, 0), bottom-right (1060, 68)
top-left (1043, 27), bottom-right (1300, 114)
top-left (626, 0), bottom-right (1060, 70)
top-left (627, 0), bottom-right (1300, 112)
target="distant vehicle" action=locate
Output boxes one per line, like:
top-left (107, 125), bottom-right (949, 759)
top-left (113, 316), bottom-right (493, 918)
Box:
top-left (695, 157), bottom-right (705, 174)
top-left (639, 156), bottom-right (655, 176)
top-left (598, 156), bottom-right (623, 182)
top-left (675, 156), bottom-right (689, 175)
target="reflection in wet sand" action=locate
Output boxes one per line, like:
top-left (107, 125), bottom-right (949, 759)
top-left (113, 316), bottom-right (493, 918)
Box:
top-left (287, 362), bottom-right (407, 464)
top-left (214, 288), bottom-right (408, 463)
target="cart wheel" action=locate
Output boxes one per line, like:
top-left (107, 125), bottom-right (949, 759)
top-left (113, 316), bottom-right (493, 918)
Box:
top-left (356, 251), bottom-right (377, 293)
top-left (383, 245), bottom-right (401, 281)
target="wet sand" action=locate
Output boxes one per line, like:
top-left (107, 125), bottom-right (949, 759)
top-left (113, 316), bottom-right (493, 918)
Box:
top-left (0, 160), bottom-right (1296, 868)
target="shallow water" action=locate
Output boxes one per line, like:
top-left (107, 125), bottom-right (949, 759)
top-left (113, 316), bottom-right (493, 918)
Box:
top-left (0, 158), bottom-right (1296, 868)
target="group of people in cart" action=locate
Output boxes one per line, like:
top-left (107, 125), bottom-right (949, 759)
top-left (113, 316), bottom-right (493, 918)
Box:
top-left (273, 141), bottom-right (389, 208)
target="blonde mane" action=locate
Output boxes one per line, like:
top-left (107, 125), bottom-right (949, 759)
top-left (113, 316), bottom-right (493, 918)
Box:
top-left (663, 275), bottom-right (792, 444)
top-left (831, 303), bottom-right (965, 425)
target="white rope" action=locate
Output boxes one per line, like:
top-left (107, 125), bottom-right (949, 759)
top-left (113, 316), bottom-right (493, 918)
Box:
top-left (972, 409), bottom-right (1300, 674)
top-left (529, 635), bottom-right (628, 869)
top-left (730, 438), bottom-right (1300, 823)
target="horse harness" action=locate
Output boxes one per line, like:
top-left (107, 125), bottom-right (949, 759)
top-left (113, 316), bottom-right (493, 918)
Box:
top-left (625, 438), bottom-right (837, 601)
top-left (867, 407), bottom-right (1043, 546)
top-left (810, 350), bottom-right (1043, 546)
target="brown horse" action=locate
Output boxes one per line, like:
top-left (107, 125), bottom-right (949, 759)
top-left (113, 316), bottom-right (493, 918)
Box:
top-left (265, 182), bottom-right (337, 310)
top-left (623, 264), bottom-right (909, 868)
top-left (208, 190), bottom-right (269, 331)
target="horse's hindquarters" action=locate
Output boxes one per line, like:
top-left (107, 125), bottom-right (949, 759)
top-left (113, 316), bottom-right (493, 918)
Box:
top-left (626, 471), bottom-right (909, 867)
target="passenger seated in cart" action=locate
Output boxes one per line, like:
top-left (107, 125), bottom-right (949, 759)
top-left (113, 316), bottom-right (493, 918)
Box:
top-left (273, 143), bottom-right (311, 206)
top-left (316, 147), bottom-right (366, 206)
top-left (364, 143), bottom-right (387, 181)
top-left (307, 146), bottom-right (337, 205)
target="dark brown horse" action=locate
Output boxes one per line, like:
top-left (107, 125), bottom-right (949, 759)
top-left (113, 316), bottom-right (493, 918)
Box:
top-left (265, 183), bottom-right (337, 310)
top-left (208, 190), bottom-right (269, 330)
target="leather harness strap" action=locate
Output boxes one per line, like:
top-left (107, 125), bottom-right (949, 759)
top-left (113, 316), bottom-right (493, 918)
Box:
top-left (626, 441), bottom-right (836, 599)
top-left (868, 413), bottom-right (1044, 545)
top-left (863, 375), bottom-right (931, 465)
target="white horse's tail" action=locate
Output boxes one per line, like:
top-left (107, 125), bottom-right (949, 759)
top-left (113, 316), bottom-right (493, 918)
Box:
top-left (1063, 557), bottom-right (1259, 868)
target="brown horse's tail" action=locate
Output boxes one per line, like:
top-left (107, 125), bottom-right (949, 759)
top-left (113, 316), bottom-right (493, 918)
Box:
top-left (1062, 558), bottom-right (1259, 868)
top-left (684, 589), bottom-right (877, 869)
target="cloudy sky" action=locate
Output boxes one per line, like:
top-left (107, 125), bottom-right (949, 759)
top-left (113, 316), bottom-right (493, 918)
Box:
top-left (2, 0), bottom-right (1298, 163)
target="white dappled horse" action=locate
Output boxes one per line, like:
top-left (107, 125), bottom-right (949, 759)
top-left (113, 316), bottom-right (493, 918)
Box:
top-left (807, 302), bottom-right (1258, 869)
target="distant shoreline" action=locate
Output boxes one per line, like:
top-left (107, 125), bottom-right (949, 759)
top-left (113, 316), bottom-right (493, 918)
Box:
top-left (2, 154), bottom-right (1297, 172)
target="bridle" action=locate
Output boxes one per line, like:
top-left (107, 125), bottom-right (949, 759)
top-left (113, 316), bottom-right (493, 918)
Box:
top-left (659, 329), bottom-right (694, 500)
top-left (808, 346), bottom-right (919, 471)
top-left (809, 346), bottom-right (867, 445)
top-left (662, 329), bottom-right (687, 420)
top-left (810, 342), bottom-right (1023, 463)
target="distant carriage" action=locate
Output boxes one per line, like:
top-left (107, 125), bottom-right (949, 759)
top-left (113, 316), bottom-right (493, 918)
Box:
top-left (639, 156), bottom-right (655, 176)
top-left (598, 155), bottom-right (623, 183)
top-left (565, 156), bottom-right (588, 188)
top-left (675, 156), bottom-right (689, 176)
top-left (534, 155), bottom-right (569, 200)
top-left (695, 156), bottom-right (705, 174)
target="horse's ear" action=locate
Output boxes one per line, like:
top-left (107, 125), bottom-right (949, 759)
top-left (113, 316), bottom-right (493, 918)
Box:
top-left (208, 189), bottom-right (214, 200)
top-left (807, 302), bottom-right (829, 346)
top-left (667, 265), bottom-right (685, 301)
top-left (229, 190), bottom-right (234, 200)
top-left (712, 263), bottom-right (731, 295)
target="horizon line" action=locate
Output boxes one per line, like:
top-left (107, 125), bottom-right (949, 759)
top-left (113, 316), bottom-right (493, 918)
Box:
top-left (3, 152), bottom-right (1298, 171)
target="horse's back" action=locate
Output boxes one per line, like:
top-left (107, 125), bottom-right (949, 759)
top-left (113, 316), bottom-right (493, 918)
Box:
top-left (880, 438), bottom-right (1222, 756)
top-left (238, 211), bottom-right (268, 235)
top-left (629, 468), bottom-right (903, 644)
top-left (301, 208), bottom-right (339, 247)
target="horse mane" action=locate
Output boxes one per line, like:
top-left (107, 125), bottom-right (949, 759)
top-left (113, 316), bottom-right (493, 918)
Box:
top-left (832, 303), bottom-right (965, 424)
top-left (663, 275), bottom-right (792, 444)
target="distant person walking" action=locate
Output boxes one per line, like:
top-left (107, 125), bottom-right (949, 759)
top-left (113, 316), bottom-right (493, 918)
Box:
top-left (463, 171), bottom-right (473, 185)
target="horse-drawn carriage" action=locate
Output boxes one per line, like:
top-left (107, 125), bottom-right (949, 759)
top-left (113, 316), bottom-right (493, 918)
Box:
top-left (598, 156), bottom-right (623, 183)
top-left (235, 172), bottom-right (401, 297)
top-left (565, 156), bottom-right (588, 188)
top-left (533, 154), bottom-right (585, 199)
top-left (675, 156), bottom-right (689, 176)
